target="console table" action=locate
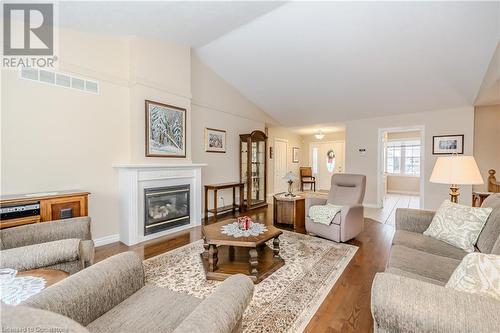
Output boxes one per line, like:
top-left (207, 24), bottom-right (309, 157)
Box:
top-left (0, 190), bottom-right (90, 229)
top-left (204, 182), bottom-right (245, 222)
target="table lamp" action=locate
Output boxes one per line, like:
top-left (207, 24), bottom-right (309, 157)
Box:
top-left (282, 172), bottom-right (299, 197)
top-left (429, 155), bottom-right (483, 203)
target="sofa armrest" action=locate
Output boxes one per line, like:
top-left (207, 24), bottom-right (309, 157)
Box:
top-left (395, 208), bottom-right (435, 233)
top-left (371, 273), bottom-right (500, 333)
top-left (0, 217), bottom-right (92, 250)
top-left (24, 251), bottom-right (144, 327)
top-left (305, 197), bottom-right (328, 216)
top-left (173, 274), bottom-right (254, 333)
top-left (0, 239), bottom-right (81, 271)
top-left (79, 239), bottom-right (95, 267)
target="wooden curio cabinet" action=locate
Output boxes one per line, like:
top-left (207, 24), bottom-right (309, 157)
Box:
top-left (240, 130), bottom-right (268, 211)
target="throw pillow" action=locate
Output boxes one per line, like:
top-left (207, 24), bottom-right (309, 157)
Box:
top-left (446, 253), bottom-right (500, 301)
top-left (423, 200), bottom-right (492, 252)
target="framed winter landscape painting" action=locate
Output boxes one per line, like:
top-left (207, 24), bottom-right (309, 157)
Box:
top-left (145, 100), bottom-right (186, 157)
top-left (205, 128), bottom-right (226, 153)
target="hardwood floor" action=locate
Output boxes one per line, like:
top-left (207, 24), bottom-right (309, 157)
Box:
top-left (364, 193), bottom-right (420, 226)
top-left (95, 205), bottom-right (395, 333)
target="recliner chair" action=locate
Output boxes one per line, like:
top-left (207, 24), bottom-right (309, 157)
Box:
top-left (305, 174), bottom-right (366, 242)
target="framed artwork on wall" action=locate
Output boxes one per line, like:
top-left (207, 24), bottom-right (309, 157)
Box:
top-left (292, 147), bottom-right (300, 163)
top-left (205, 128), bottom-right (226, 153)
top-left (432, 134), bottom-right (464, 155)
top-left (145, 100), bottom-right (186, 157)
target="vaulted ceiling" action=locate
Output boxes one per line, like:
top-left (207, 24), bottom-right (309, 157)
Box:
top-left (60, 1), bottom-right (499, 126)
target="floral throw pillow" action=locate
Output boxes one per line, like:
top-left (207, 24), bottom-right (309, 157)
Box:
top-left (423, 200), bottom-right (492, 252)
top-left (446, 253), bottom-right (500, 301)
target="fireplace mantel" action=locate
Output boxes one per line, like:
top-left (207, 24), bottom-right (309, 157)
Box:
top-left (113, 163), bottom-right (206, 245)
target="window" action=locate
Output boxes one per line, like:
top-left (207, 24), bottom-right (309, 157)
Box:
top-left (312, 147), bottom-right (319, 174)
top-left (385, 139), bottom-right (420, 176)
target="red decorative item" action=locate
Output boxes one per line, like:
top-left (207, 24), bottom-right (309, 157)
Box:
top-left (237, 216), bottom-right (253, 231)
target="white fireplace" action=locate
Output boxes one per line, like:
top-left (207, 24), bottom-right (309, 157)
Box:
top-left (113, 163), bottom-right (206, 246)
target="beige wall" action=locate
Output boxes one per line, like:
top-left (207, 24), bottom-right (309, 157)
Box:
top-left (1, 29), bottom-right (130, 239)
top-left (190, 54), bottom-right (271, 211)
top-left (345, 107), bottom-right (474, 209)
top-left (387, 176), bottom-right (420, 194)
top-left (266, 127), bottom-right (303, 198)
top-left (473, 105), bottom-right (500, 192)
top-left (1, 29), bottom-right (275, 239)
top-left (387, 130), bottom-right (420, 140)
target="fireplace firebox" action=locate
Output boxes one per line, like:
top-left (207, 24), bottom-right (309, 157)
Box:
top-left (144, 185), bottom-right (190, 235)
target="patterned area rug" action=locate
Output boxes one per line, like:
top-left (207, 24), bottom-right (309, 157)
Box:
top-left (144, 230), bottom-right (357, 332)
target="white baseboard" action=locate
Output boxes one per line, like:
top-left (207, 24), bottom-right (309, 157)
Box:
top-left (387, 190), bottom-right (420, 195)
top-left (363, 203), bottom-right (382, 209)
top-left (93, 234), bottom-right (120, 247)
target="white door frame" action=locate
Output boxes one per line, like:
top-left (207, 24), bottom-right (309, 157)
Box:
top-left (273, 138), bottom-right (288, 195)
top-left (377, 125), bottom-right (425, 209)
top-left (309, 140), bottom-right (346, 189)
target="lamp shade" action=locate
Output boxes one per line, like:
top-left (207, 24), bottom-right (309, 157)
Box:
top-left (282, 171), bottom-right (299, 181)
top-left (430, 156), bottom-right (483, 185)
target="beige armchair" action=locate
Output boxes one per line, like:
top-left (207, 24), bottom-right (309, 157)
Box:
top-left (305, 174), bottom-right (366, 242)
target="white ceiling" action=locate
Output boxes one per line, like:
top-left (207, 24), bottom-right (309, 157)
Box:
top-left (196, 1), bottom-right (500, 126)
top-left (59, 1), bottom-right (285, 47)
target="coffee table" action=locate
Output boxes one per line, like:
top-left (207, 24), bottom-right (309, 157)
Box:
top-left (17, 268), bottom-right (69, 288)
top-left (201, 220), bottom-right (284, 284)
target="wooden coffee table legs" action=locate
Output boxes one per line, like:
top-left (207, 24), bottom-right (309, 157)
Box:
top-left (208, 244), bottom-right (218, 272)
top-left (273, 236), bottom-right (280, 258)
top-left (249, 248), bottom-right (258, 276)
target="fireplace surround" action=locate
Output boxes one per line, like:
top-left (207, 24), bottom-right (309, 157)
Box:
top-left (113, 163), bottom-right (205, 245)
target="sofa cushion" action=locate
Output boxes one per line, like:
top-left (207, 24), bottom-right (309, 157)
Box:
top-left (446, 253), bottom-right (500, 301)
top-left (0, 239), bottom-right (80, 271)
top-left (387, 245), bottom-right (461, 284)
top-left (393, 230), bottom-right (468, 260)
top-left (477, 194), bottom-right (500, 254)
top-left (386, 267), bottom-right (446, 286)
top-left (86, 285), bottom-right (201, 333)
top-left (423, 200), bottom-right (492, 253)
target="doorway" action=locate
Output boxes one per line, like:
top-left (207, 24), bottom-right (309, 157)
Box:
top-left (274, 138), bottom-right (288, 194)
top-left (377, 126), bottom-right (424, 209)
top-left (310, 141), bottom-right (345, 191)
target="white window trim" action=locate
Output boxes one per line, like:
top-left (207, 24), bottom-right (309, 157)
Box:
top-left (385, 139), bottom-right (421, 177)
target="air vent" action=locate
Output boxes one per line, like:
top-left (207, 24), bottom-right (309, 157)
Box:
top-left (19, 67), bottom-right (99, 94)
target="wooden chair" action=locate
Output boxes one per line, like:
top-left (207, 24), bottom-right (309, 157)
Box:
top-left (300, 167), bottom-right (316, 191)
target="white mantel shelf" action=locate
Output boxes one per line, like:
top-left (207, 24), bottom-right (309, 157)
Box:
top-left (112, 163), bottom-right (207, 169)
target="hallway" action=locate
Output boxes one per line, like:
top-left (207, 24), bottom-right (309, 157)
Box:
top-left (364, 194), bottom-right (420, 226)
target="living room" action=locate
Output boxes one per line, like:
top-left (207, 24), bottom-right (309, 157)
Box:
top-left (1, 1), bottom-right (499, 332)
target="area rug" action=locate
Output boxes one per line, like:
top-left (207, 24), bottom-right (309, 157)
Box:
top-left (144, 230), bottom-right (357, 332)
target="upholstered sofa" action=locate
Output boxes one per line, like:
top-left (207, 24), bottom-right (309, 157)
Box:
top-left (305, 173), bottom-right (366, 242)
top-left (0, 217), bottom-right (94, 274)
top-left (2, 251), bottom-right (253, 333)
top-left (371, 194), bottom-right (500, 332)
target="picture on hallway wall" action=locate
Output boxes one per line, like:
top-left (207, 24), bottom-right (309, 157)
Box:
top-left (292, 147), bottom-right (300, 163)
top-left (432, 134), bottom-right (464, 155)
top-left (145, 100), bottom-right (186, 157)
top-left (205, 128), bottom-right (226, 153)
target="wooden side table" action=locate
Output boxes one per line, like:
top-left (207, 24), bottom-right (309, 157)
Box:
top-left (273, 193), bottom-right (305, 233)
top-left (17, 268), bottom-right (69, 289)
top-left (204, 182), bottom-right (245, 223)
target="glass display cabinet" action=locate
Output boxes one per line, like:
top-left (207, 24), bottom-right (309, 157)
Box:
top-left (240, 130), bottom-right (268, 210)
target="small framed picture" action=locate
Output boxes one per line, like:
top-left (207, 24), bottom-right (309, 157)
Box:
top-left (292, 147), bottom-right (300, 163)
top-left (145, 100), bottom-right (186, 158)
top-left (205, 128), bottom-right (226, 153)
top-left (432, 135), bottom-right (464, 155)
